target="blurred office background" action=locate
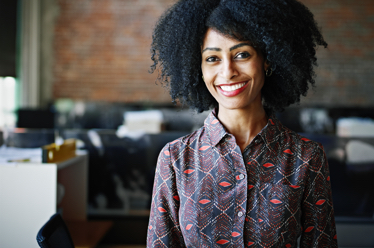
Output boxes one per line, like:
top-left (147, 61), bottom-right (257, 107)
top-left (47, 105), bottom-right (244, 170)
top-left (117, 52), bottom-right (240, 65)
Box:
top-left (1, 0), bottom-right (374, 247)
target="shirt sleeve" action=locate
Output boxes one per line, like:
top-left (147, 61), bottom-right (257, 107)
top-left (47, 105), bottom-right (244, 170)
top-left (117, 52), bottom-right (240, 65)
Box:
top-left (147, 143), bottom-right (186, 247)
top-left (300, 144), bottom-right (338, 247)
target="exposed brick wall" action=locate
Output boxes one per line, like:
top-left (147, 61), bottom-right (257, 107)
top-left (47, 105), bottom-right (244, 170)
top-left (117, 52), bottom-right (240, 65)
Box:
top-left (53, 0), bottom-right (374, 107)
top-left (53, 0), bottom-right (175, 103)
top-left (300, 0), bottom-right (374, 107)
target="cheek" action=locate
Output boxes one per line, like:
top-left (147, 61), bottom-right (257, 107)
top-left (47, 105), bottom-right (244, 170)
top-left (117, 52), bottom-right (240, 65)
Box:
top-left (249, 61), bottom-right (265, 74)
top-left (203, 80), bottom-right (217, 99)
top-left (202, 68), bottom-right (216, 86)
top-left (201, 65), bottom-right (209, 77)
top-left (248, 65), bottom-right (266, 84)
top-left (204, 80), bottom-right (214, 92)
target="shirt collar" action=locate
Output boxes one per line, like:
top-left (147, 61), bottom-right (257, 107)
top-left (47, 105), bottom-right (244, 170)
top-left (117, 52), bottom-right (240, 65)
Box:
top-left (204, 108), bottom-right (284, 147)
top-left (204, 108), bottom-right (227, 147)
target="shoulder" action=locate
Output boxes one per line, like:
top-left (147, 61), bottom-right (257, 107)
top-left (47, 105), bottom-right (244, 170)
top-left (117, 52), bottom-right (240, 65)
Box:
top-left (283, 124), bottom-right (322, 150)
top-left (273, 119), bottom-right (325, 162)
top-left (271, 121), bottom-right (329, 186)
top-left (159, 125), bottom-right (208, 158)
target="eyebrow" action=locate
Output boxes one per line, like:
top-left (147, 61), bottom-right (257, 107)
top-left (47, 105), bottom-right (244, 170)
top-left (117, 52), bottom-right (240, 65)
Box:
top-left (229, 43), bottom-right (252, 51)
top-left (202, 42), bottom-right (252, 54)
top-left (202, 47), bottom-right (221, 53)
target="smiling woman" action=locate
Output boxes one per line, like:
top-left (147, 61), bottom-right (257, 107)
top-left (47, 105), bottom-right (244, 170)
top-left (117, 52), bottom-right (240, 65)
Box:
top-left (201, 30), bottom-right (267, 104)
top-left (201, 29), bottom-right (269, 151)
top-left (147, 0), bottom-right (337, 247)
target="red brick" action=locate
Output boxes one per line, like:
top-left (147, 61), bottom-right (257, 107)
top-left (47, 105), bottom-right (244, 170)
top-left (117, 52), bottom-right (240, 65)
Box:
top-left (53, 0), bottom-right (374, 107)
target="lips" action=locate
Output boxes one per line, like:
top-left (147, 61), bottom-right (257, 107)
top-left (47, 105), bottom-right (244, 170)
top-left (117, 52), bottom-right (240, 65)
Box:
top-left (217, 81), bottom-right (248, 97)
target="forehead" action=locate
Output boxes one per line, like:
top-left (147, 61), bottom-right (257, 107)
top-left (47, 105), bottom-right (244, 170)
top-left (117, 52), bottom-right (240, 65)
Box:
top-left (202, 28), bottom-right (252, 50)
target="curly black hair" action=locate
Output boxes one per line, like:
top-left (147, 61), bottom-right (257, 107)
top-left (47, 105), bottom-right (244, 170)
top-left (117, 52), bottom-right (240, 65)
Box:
top-left (150, 0), bottom-right (327, 113)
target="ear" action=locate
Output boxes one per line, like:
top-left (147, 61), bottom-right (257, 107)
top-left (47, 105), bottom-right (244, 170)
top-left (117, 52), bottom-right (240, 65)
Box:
top-left (264, 60), bottom-right (270, 71)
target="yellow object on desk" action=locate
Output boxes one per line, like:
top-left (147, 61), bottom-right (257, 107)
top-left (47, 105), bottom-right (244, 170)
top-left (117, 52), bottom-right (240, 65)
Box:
top-left (42, 138), bottom-right (76, 163)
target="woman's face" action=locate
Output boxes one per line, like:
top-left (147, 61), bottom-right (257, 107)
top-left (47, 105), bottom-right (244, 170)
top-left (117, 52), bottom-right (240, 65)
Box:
top-left (201, 28), bottom-right (269, 112)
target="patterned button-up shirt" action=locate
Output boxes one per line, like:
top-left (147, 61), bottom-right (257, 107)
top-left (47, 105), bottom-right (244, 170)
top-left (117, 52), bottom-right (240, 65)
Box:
top-left (147, 109), bottom-right (338, 247)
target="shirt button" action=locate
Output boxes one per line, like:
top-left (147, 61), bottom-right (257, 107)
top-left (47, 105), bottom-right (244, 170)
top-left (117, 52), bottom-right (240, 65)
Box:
top-left (238, 211), bottom-right (243, 217)
top-left (238, 174), bottom-right (245, 180)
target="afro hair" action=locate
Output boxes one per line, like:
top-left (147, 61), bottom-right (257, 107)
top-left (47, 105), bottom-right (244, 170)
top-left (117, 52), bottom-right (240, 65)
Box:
top-left (150, 0), bottom-right (327, 113)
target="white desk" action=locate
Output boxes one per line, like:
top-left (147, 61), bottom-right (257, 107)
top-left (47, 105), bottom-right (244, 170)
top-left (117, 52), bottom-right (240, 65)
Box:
top-left (0, 153), bottom-right (88, 248)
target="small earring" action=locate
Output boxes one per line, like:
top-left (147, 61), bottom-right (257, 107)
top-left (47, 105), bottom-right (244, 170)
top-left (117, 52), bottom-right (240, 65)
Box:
top-left (202, 75), bottom-right (204, 81)
top-left (266, 68), bottom-right (273, 77)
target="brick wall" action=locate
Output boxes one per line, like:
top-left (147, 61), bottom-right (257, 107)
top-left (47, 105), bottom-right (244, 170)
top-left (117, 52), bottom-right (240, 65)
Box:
top-left (53, 0), bottom-right (175, 103)
top-left (53, 0), bottom-right (374, 107)
top-left (301, 0), bottom-right (374, 107)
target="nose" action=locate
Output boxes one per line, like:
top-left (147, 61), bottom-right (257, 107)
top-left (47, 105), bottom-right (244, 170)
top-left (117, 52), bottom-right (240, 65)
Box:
top-left (220, 59), bottom-right (238, 80)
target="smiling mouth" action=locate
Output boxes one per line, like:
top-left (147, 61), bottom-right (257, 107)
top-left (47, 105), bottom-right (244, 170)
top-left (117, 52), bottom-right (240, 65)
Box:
top-left (219, 82), bottom-right (247, 92)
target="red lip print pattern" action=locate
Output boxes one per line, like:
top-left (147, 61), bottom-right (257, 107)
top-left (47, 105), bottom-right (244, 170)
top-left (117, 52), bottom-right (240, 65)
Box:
top-left (199, 199), bottom-right (211, 204)
top-left (219, 182), bottom-right (232, 187)
top-left (284, 149), bottom-right (293, 154)
top-left (270, 199), bottom-right (282, 204)
top-left (183, 169), bottom-right (194, 174)
top-left (157, 207), bottom-right (166, 213)
top-left (199, 145), bottom-right (210, 151)
top-left (211, 119), bottom-right (219, 124)
top-left (216, 239), bottom-right (229, 245)
top-left (263, 163), bottom-right (274, 168)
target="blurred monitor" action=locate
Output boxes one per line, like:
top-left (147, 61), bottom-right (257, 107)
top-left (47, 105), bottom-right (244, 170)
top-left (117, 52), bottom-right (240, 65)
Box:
top-left (17, 109), bottom-right (55, 129)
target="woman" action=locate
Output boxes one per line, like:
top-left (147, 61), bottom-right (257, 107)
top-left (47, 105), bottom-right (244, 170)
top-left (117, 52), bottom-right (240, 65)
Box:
top-left (147, 0), bottom-right (337, 247)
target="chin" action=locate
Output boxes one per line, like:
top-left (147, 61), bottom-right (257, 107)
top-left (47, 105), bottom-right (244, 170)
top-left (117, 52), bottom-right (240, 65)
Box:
top-left (219, 102), bottom-right (251, 111)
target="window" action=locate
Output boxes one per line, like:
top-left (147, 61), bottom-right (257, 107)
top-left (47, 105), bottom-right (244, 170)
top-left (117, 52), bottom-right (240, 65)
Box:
top-left (0, 77), bottom-right (17, 128)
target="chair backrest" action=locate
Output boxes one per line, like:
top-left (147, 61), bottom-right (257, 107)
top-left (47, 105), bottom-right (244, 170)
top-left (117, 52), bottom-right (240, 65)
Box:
top-left (36, 213), bottom-right (75, 248)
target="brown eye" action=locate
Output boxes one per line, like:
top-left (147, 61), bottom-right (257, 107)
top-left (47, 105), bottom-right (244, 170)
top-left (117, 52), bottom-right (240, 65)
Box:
top-left (206, 56), bottom-right (219, 62)
top-left (235, 52), bottom-right (250, 59)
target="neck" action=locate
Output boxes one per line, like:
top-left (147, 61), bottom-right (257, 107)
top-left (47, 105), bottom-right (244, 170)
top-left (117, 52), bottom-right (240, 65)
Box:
top-left (217, 104), bottom-right (268, 152)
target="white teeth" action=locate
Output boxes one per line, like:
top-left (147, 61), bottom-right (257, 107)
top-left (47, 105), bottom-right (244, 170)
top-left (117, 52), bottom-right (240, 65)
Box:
top-left (220, 83), bottom-right (246, 92)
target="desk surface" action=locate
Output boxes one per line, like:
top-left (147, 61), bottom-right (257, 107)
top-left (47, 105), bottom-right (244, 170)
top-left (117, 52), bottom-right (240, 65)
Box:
top-left (66, 221), bottom-right (113, 248)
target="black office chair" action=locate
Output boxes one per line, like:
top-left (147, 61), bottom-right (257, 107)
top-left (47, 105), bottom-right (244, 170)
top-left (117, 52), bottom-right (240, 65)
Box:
top-left (36, 213), bottom-right (75, 248)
